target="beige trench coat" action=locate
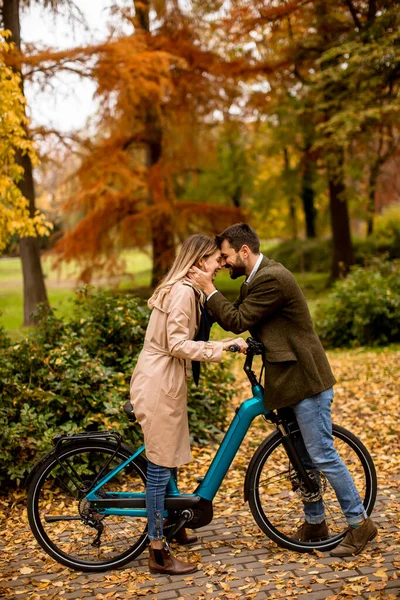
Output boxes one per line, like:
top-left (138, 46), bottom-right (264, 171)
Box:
top-left (130, 280), bottom-right (225, 468)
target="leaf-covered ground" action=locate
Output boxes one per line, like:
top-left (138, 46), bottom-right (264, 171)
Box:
top-left (0, 347), bottom-right (399, 599)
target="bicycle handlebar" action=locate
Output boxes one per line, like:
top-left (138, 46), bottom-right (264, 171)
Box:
top-left (229, 337), bottom-right (264, 355)
top-left (243, 337), bottom-right (264, 386)
top-left (246, 337), bottom-right (264, 355)
top-left (229, 344), bottom-right (241, 352)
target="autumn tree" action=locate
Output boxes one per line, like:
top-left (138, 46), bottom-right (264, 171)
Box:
top-left (24, 1), bottom-right (243, 285)
top-left (176, 120), bottom-right (256, 214)
top-left (1, 0), bottom-right (50, 325)
top-left (218, 1), bottom-right (400, 275)
top-left (15, 0), bottom-right (399, 287)
top-left (0, 31), bottom-right (51, 254)
top-left (312, 1), bottom-right (400, 236)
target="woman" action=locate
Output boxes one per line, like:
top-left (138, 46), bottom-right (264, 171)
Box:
top-left (130, 234), bottom-right (247, 575)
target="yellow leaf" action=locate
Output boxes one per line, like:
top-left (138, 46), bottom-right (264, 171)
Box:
top-left (220, 582), bottom-right (231, 591)
top-left (373, 569), bottom-right (388, 579)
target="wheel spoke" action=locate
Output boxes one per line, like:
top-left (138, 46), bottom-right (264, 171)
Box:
top-left (248, 425), bottom-right (376, 552)
top-left (28, 443), bottom-right (148, 570)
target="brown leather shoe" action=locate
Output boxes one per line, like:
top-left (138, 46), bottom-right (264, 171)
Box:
top-left (290, 520), bottom-right (329, 541)
top-left (330, 517), bottom-right (378, 557)
top-left (148, 544), bottom-right (197, 575)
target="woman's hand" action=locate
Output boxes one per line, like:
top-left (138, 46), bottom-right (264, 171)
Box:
top-left (187, 266), bottom-right (216, 297)
top-left (223, 337), bottom-right (248, 354)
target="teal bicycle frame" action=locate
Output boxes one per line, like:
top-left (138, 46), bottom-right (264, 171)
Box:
top-left (85, 384), bottom-right (272, 517)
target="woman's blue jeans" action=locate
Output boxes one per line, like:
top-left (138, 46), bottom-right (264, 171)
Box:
top-left (146, 460), bottom-right (173, 541)
top-left (292, 388), bottom-right (367, 526)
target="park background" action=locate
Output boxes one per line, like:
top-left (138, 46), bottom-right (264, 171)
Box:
top-left (0, 1), bottom-right (399, 599)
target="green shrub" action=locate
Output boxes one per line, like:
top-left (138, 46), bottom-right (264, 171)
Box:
top-left (373, 205), bottom-right (400, 260)
top-left (0, 289), bottom-right (235, 490)
top-left (266, 238), bottom-right (332, 273)
top-left (267, 216), bottom-right (400, 273)
top-left (314, 259), bottom-right (400, 348)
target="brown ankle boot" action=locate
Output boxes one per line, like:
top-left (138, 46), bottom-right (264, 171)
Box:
top-left (148, 544), bottom-right (197, 575)
top-left (290, 520), bottom-right (329, 541)
top-left (330, 517), bottom-right (378, 557)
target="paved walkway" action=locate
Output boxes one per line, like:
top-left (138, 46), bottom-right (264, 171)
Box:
top-left (1, 351), bottom-right (399, 599)
top-left (1, 489), bottom-right (399, 600)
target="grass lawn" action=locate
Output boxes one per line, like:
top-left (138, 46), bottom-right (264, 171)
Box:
top-left (0, 251), bottom-right (330, 334)
top-left (0, 288), bottom-right (75, 332)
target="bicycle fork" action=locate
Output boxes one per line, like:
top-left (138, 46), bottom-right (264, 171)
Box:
top-left (274, 419), bottom-right (320, 497)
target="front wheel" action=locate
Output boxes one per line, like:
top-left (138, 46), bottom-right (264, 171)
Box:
top-left (246, 424), bottom-right (377, 552)
top-left (27, 440), bottom-right (148, 572)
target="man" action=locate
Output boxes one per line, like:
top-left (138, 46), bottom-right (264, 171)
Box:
top-left (189, 223), bottom-right (377, 557)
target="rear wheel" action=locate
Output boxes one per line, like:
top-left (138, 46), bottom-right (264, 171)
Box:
top-left (246, 424), bottom-right (377, 552)
top-left (27, 440), bottom-right (148, 571)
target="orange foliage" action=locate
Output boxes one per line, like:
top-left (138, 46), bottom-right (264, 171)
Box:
top-left (15, 8), bottom-right (248, 279)
top-left (18, 2), bottom-right (318, 280)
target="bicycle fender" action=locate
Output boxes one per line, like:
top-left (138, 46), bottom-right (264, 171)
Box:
top-left (243, 429), bottom-right (282, 503)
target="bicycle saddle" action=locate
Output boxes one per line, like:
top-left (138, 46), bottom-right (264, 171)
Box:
top-left (123, 401), bottom-right (137, 423)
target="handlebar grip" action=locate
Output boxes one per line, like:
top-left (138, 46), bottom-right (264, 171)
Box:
top-left (229, 344), bottom-right (241, 352)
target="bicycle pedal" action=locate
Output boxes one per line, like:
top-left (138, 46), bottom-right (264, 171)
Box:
top-left (196, 476), bottom-right (204, 483)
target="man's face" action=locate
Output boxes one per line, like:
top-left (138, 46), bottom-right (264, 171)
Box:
top-left (220, 239), bottom-right (246, 279)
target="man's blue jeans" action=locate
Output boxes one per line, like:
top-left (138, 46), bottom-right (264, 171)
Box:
top-left (292, 388), bottom-right (367, 525)
top-left (146, 461), bottom-right (172, 541)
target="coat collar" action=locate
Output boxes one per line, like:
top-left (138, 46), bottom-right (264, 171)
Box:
top-left (183, 279), bottom-right (205, 304)
top-left (244, 255), bottom-right (270, 285)
top-left (241, 256), bottom-right (270, 299)
top-left (259, 255), bottom-right (270, 270)
top-left (245, 253), bottom-right (264, 285)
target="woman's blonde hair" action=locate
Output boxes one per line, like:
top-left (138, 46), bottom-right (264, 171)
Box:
top-left (148, 234), bottom-right (218, 308)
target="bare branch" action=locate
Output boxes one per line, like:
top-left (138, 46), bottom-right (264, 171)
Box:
top-left (343, 0), bottom-right (362, 30)
top-left (367, 0), bottom-right (377, 24)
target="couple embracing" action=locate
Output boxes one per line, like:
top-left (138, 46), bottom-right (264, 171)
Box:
top-left (130, 223), bottom-right (377, 575)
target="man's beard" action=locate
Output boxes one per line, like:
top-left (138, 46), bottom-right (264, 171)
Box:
top-left (229, 259), bottom-right (246, 279)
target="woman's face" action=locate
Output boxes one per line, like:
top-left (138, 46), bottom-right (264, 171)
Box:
top-left (199, 250), bottom-right (222, 280)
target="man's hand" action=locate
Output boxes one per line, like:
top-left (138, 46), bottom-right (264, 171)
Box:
top-left (187, 266), bottom-right (216, 297)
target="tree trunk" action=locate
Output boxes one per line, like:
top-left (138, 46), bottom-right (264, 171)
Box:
top-left (328, 153), bottom-right (355, 279)
top-left (146, 137), bottom-right (175, 287)
top-left (366, 162), bottom-right (380, 236)
top-left (283, 148), bottom-right (297, 240)
top-left (2, 0), bottom-right (49, 325)
top-left (150, 216), bottom-right (175, 287)
top-left (135, 0), bottom-right (175, 287)
top-left (18, 151), bottom-right (49, 324)
top-left (231, 184), bottom-right (242, 209)
top-left (314, 3), bottom-right (354, 278)
top-left (301, 151), bottom-right (317, 238)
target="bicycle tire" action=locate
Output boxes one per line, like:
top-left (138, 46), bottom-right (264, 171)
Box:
top-left (27, 440), bottom-right (148, 572)
top-left (246, 423), bottom-right (377, 553)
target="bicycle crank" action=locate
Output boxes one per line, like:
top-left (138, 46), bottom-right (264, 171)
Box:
top-left (165, 509), bottom-right (194, 542)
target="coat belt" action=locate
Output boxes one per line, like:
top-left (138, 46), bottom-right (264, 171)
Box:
top-left (143, 340), bottom-right (171, 356)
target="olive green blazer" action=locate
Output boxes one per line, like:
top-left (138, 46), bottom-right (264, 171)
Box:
top-left (207, 257), bottom-right (335, 410)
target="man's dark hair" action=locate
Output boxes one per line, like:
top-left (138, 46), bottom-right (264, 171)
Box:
top-left (216, 223), bottom-right (260, 254)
